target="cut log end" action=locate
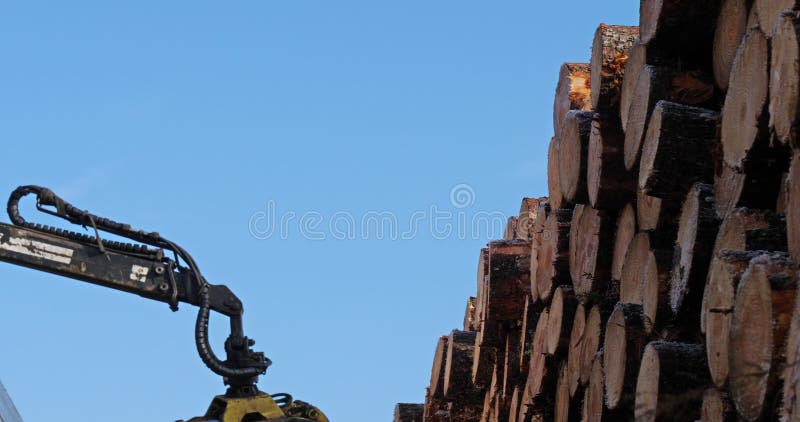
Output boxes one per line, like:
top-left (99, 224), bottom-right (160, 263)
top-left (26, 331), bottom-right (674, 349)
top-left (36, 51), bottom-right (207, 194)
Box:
top-left (603, 303), bottom-right (648, 410)
top-left (554, 63), bottom-right (592, 135)
top-left (714, 0), bottom-right (750, 90)
top-left (558, 110), bottom-right (594, 204)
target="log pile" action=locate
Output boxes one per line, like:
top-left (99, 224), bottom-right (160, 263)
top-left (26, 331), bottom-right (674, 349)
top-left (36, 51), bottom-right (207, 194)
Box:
top-left (396, 1), bottom-right (800, 420)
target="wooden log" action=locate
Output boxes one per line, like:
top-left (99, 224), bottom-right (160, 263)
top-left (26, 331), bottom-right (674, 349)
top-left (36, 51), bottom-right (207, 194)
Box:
top-left (504, 216), bottom-right (518, 241)
top-left (636, 188), bottom-right (682, 234)
top-left (553, 63), bottom-right (592, 136)
top-left (546, 286), bottom-right (578, 356)
top-left (712, 208), bottom-right (787, 259)
top-left (713, 0), bottom-right (752, 90)
top-left (444, 330), bottom-right (481, 402)
top-left (755, 0), bottom-right (799, 38)
top-left (713, 155), bottom-right (788, 219)
top-left (702, 250), bottom-right (770, 388)
top-left (638, 101), bottom-right (719, 199)
top-left (558, 110), bottom-right (594, 204)
top-left (620, 42), bottom-right (646, 135)
top-left (424, 388), bottom-right (451, 422)
top-left (519, 294), bottom-right (544, 376)
top-left (503, 327), bottom-right (523, 399)
top-left (583, 350), bottom-right (628, 421)
top-left (464, 296), bottom-right (478, 332)
top-left (549, 137), bottom-right (567, 210)
top-left (590, 24), bottom-right (640, 114)
top-left (788, 151), bottom-right (800, 263)
top-left (623, 65), bottom-right (674, 171)
top-left (603, 302), bottom-right (650, 411)
top-left (781, 277), bottom-right (800, 421)
top-left (536, 209), bottom-right (572, 302)
top-left (529, 200), bottom-right (551, 303)
top-left (517, 197), bottom-right (547, 241)
top-left (485, 240), bottom-right (531, 323)
top-left (430, 335), bottom-right (450, 401)
top-left (701, 388), bottom-right (736, 422)
top-left (523, 309), bottom-right (559, 419)
top-left (639, 0), bottom-right (721, 49)
top-left (554, 362), bottom-right (581, 422)
top-left (394, 403), bottom-right (424, 422)
top-left (473, 327), bottom-right (495, 389)
top-left (611, 203), bottom-right (637, 283)
top-left (770, 11), bottom-right (800, 146)
top-left (670, 184), bottom-right (721, 326)
top-left (720, 27), bottom-right (770, 171)
top-left (565, 303), bottom-right (586, 398)
top-left (580, 302), bottom-right (614, 386)
top-left (620, 233), bottom-right (650, 304)
top-left (569, 205), bottom-right (615, 298)
top-left (641, 246), bottom-right (674, 335)
top-left (588, 114), bottom-right (635, 210)
top-left (508, 386), bottom-right (522, 422)
top-left (729, 252), bottom-right (798, 421)
top-left (634, 342), bottom-right (710, 422)
top-left (476, 247), bottom-right (489, 323)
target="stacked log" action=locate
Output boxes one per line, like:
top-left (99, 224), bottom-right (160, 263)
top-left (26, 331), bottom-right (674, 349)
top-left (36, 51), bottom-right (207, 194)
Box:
top-left (398, 1), bottom-right (800, 420)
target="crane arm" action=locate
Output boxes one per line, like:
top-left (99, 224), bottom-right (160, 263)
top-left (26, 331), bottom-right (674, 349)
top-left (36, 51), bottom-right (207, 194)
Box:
top-left (0, 221), bottom-right (242, 317)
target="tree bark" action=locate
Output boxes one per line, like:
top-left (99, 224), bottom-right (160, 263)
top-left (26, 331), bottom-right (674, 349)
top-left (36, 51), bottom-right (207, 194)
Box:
top-left (714, 0), bottom-right (752, 90)
top-left (636, 187), bottom-right (682, 236)
top-left (712, 208), bottom-right (787, 259)
top-left (623, 65), bottom-right (674, 171)
top-left (611, 203), bottom-right (637, 283)
top-left (588, 114), bottom-right (635, 210)
top-left (702, 249), bottom-right (769, 388)
top-left (590, 24), bottom-right (640, 114)
top-left (536, 209), bottom-right (572, 303)
top-left (634, 342), bottom-right (710, 422)
top-left (569, 205), bottom-right (615, 298)
top-left (770, 10), bottom-right (800, 146)
top-left (549, 137), bottom-right (567, 210)
top-left (559, 110), bottom-right (594, 204)
top-left (394, 403), bottom-right (424, 422)
top-left (639, 101), bottom-right (719, 200)
top-left (444, 330), bottom-right (482, 403)
top-left (670, 184), bottom-right (721, 329)
top-left (701, 388), bottom-right (736, 422)
top-left (720, 27), bottom-right (770, 171)
top-left (546, 286), bottom-right (578, 356)
top-left (729, 252), bottom-right (798, 421)
top-left (553, 63), bottom-right (592, 136)
top-left (485, 240), bottom-right (531, 323)
top-left (713, 158), bottom-right (788, 220)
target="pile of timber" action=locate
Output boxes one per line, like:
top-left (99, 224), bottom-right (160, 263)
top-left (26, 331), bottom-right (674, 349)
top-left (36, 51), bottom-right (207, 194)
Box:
top-left (395, 0), bottom-right (800, 421)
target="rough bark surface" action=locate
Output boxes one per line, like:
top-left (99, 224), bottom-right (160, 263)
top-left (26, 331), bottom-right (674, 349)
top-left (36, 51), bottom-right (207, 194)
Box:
top-left (590, 24), bottom-right (640, 114)
top-left (638, 101), bottom-right (719, 200)
top-left (634, 342), bottom-right (710, 422)
top-left (588, 115), bottom-right (635, 209)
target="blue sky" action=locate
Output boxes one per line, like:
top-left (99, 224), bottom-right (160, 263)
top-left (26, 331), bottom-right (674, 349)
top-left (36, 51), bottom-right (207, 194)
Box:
top-left (0, 2), bottom-right (637, 420)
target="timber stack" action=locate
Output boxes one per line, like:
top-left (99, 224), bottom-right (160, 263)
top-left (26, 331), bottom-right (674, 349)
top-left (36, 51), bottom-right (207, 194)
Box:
top-left (395, 0), bottom-right (800, 421)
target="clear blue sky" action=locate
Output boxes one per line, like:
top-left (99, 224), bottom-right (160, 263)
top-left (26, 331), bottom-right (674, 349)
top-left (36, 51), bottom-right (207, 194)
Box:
top-left (0, 2), bottom-right (637, 421)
